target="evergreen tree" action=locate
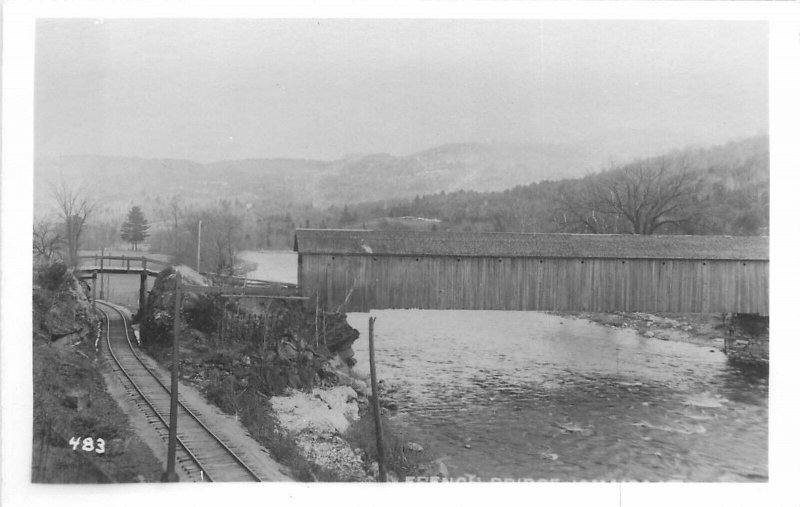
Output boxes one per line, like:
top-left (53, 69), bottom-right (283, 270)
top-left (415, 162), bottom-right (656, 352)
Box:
top-left (339, 205), bottom-right (355, 225)
top-left (120, 205), bottom-right (150, 251)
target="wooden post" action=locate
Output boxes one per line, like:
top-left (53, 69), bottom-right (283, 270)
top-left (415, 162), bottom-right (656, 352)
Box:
top-left (91, 271), bottom-right (97, 314)
top-left (162, 270), bottom-right (181, 482)
top-left (315, 294), bottom-right (319, 348)
top-left (139, 270), bottom-right (147, 314)
top-left (99, 248), bottom-right (105, 299)
top-left (368, 316), bottom-right (387, 482)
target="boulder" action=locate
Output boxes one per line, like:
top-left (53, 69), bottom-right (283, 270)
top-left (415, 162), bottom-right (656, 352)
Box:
top-left (40, 273), bottom-right (96, 344)
top-left (405, 442), bottom-right (424, 453)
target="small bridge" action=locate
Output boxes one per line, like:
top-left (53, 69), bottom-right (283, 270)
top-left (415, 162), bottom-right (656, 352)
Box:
top-left (76, 253), bottom-right (169, 277)
top-left (294, 229), bottom-right (769, 315)
top-left (75, 254), bottom-right (302, 309)
top-left (75, 254), bottom-right (171, 309)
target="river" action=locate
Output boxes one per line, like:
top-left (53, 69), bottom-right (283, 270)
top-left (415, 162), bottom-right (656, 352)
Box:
top-left (242, 251), bottom-right (768, 482)
top-left (347, 311), bottom-right (767, 482)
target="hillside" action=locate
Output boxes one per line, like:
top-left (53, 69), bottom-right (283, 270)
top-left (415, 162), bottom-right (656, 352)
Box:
top-left (34, 142), bottom-right (593, 217)
top-left (347, 136), bottom-right (770, 237)
top-left (33, 137), bottom-right (768, 259)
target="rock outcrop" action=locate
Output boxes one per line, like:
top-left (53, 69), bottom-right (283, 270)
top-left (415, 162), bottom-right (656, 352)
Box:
top-left (724, 313), bottom-right (769, 369)
top-left (140, 266), bottom-right (360, 395)
top-left (33, 262), bottom-right (98, 345)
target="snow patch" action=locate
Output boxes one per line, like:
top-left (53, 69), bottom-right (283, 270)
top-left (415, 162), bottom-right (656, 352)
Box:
top-left (174, 264), bottom-right (210, 286)
top-left (270, 386), bottom-right (359, 435)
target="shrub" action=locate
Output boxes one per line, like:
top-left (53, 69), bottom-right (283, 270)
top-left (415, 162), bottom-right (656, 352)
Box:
top-left (70, 414), bottom-right (121, 440)
top-left (344, 406), bottom-right (430, 480)
top-left (203, 374), bottom-right (239, 415)
top-left (184, 295), bottom-right (221, 333)
top-left (37, 261), bottom-right (70, 291)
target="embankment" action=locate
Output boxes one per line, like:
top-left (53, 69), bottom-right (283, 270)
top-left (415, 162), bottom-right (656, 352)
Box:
top-left (139, 266), bottom-right (378, 480)
top-left (32, 262), bottom-right (163, 482)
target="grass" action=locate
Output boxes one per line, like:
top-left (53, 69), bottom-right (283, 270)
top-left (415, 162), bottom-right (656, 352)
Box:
top-left (204, 385), bottom-right (340, 481)
top-left (32, 330), bottom-right (164, 482)
top-left (343, 404), bottom-right (432, 481)
top-left (31, 266), bottom-right (165, 483)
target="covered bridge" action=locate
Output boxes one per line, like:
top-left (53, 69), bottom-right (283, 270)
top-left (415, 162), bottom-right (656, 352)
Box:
top-left (293, 229), bottom-right (769, 315)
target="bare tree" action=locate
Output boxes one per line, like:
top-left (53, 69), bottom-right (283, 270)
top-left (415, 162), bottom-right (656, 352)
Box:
top-left (556, 160), bottom-right (703, 235)
top-left (32, 219), bottom-right (64, 262)
top-left (164, 195), bottom-right (184, 258)
top-left (51, 180), bottom-right (97, 265)
top-left (211, 201), bottom-right (242, 276)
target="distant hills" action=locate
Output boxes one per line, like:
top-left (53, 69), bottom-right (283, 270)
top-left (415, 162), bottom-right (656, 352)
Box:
top-left (347, 136), bottom-right (769, 237)
top-left (34, 142), bottom-right (596, 217)
top-left (33, 136), bottom-right (768, 256)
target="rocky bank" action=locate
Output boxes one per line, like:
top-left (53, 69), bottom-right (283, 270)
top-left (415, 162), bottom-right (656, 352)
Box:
top-left (559, 311), bottom-right (768, 371)
top-left (32, 262), bottom-right (164, 482)
top-left (139, 266), bottom-right (375, 480)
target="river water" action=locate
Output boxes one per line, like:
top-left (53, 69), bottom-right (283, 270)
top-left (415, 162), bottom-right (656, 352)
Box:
top-left (240, 251), bottom-right (768, 482)
top-left (347, 310), bottom-right (768, 482)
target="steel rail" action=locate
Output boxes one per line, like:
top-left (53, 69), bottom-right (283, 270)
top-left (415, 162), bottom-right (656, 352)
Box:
top-left (96, 302), bottom-right (210, 481)
top-left (97, 301), bottom-right (262, 482)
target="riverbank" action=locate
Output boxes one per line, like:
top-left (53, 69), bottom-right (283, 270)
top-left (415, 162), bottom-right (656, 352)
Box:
top-left (346, 309), bottom-right (768, 481)
top-left (139, 266), bottom-right (376, 480)
top-left (555, 311), bottom-right (768, 371)
top-left (555, 311), bottom-right (728, 349)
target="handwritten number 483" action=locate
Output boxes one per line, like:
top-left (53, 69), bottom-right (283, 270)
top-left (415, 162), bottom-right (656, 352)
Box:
top-left (69, 437), bottom-right (106, 454)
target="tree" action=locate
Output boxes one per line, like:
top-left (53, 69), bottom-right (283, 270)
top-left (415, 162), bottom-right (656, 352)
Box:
top-left (188, 202), bottom-right (243, 275)
top-left (162, 195), bottom-right (186, 259)
top-left (555, 160), bottom-right (704, 235)
top-left (52, 179), bottom-right (97, 266)
top-left (213, 202), bottom-right (242, 275)
top-left (33, 219), bottom-right (64, 262)
top-left (339, 205), bottom-right (355, 225)
top-left (120, 205), bottom-right (150, 251)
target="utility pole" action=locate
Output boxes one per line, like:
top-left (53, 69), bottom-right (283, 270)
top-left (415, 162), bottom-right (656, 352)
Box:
top-left (162, 270), bottom-right (181, 482)
top-left (99, 247), bottom-right (105, 299)
top-left (196, 220), bottom-right (202, 273)
top-left (91, 271), bottom-right (97, 314)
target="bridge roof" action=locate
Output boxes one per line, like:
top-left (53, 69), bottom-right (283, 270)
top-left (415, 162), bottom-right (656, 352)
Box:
top-left (294, 229), bottom-right (769, 261)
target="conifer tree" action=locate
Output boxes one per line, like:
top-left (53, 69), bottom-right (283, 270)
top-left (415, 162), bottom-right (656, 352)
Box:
top-left (120, 205), bottom-right (150, 251)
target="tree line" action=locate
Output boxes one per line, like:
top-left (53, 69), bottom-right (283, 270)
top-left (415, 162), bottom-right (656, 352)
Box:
top-left (347, 136), bottom-right (769, 237)
top-left (34, 137), bottom-right (768, 270)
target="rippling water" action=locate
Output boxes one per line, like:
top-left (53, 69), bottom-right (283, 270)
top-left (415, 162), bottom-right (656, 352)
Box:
top-left (348, 310), bottom-right (768, 482)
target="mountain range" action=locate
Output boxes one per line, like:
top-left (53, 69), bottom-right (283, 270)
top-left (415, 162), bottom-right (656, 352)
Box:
top-left (34, 142), bottom-right (599, 217)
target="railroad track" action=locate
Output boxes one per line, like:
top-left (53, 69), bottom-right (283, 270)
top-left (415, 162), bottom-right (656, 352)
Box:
top-left (96, 301), bottom-right (263, 482)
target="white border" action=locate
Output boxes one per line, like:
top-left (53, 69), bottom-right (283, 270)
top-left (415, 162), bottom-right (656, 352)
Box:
top-left (3, 2), bottom-right (800, 507)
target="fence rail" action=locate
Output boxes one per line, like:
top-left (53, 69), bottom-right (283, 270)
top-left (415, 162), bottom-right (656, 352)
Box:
top-left (78, 254), bottom-right (171, 267)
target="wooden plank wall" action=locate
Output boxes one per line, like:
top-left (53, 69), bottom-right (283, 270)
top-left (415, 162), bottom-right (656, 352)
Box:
top-left (300, 254), bottom-right (769, 315)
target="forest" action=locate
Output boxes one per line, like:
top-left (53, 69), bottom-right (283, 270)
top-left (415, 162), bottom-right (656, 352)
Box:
top-left (36, 136), bottom-right (769, 276)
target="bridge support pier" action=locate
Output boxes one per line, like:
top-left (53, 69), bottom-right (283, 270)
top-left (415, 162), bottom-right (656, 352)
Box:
top-left (139, 270), bottom-right (148, 316)
top-left (92, 271), bottom-right (97, 314)
top-left (99, 252), bottom-right (105, 299)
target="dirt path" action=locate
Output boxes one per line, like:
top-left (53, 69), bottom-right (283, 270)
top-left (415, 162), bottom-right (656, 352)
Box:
top-left (101, 306), bottom-right (294, 482)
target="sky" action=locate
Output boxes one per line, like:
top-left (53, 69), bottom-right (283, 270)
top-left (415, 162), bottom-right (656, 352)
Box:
top-left (34, 19), bottom-right (768, 163)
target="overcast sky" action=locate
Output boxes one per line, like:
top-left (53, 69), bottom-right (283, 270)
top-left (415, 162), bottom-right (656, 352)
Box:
top-left (34, 19), bottom-right (768, 163)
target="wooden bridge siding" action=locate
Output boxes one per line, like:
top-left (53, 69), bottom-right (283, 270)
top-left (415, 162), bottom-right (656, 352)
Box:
top-left (299, 254), bottom-right (768, 314)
